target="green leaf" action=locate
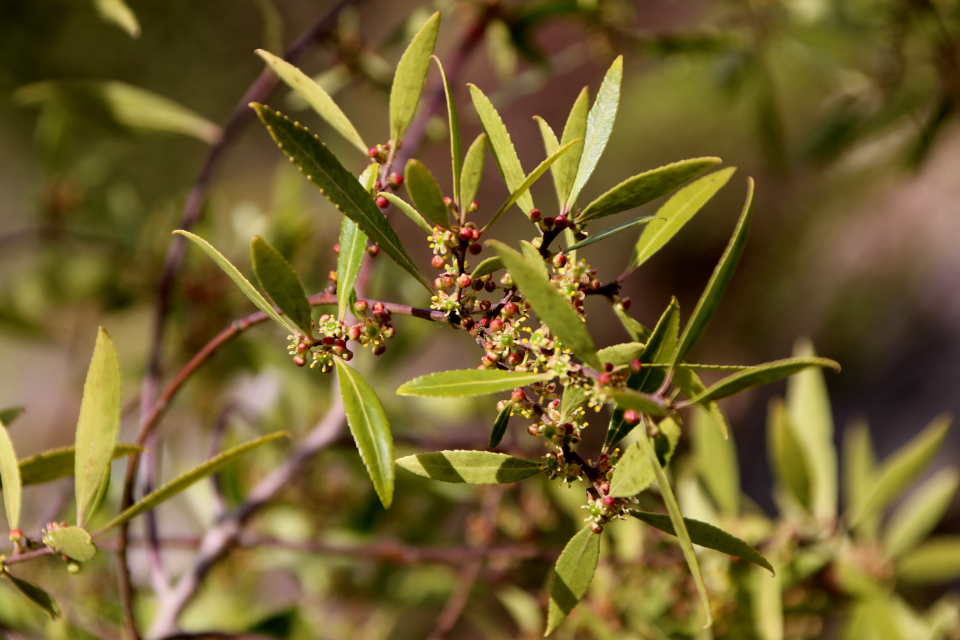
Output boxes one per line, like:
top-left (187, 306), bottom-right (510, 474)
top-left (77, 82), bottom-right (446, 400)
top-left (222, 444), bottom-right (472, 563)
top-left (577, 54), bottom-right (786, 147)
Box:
top-left (175, 230), bottom-right (299, 334)
top-left (468, 84), bottom-right (533, 214)
top-left (556, 87), bottom-right (589, 211)
top-left (396, 451), bottom-right (542, 484)
top-left (884, 468), bottom-right (960, 559)
top-left (767, 398), bottom-right (811, 510)
top-left (484, 138), bottom-right (581, 232)
top-left (96, 432), bottom-right (289, 534)
top-left (597, 342), bottom-right (645, 367)
top-left (89, 0), bottom-right (140, 37)
top-left (520, 241), bottom-right (549, 279)
top-left (637, 430), bottom-right (713, 628)
top-left (843, 420), bottom-right (879, 538)
top-left (18, 444), bottom-right (141, 486)
top-left (0, 407), bottom-right (24, 428)
top-left (631, 511), bottom-right (773, 574)
top-left (533, 116), bottom-right (561, 206)
top-left (612, 307), bottom-right (649, 342)
top-left (559, 384), bottom-right (589, 423)
top-left (897, 537), bottom-right (960, 584)
top-left (0, 424), bottom-right (21, 531)
top-left (470, 256), bottom-right (503, 279)
top-left (252, 104), bottom-right (432, 291)
top-left (848, 414), bottom-right (951, 527)
top-left (608, 437), bottom-right (654, 497)
top-left (686, 357), bottom-right (841, 405)
top-left (567, 56), bottom-right (622, 209)
top-left (389, 12), bottom-right (441, 143)
top-left (251, 236), bottom-right (313, 335)
top-left (692, 406), bottom-right (739, 516)
top-left (560, 216), bottom-right (660, 253)
top-left (377, 191), bottom-right (434, 234)
top-left (488, 401), bottom-right (513, 450)
top-left (335, 360), bottom-right (394, 508)
top-left (45, 526), bottom-right (97, 562)
top-left (610, 390), bottom-right (668, 417)
top-left (459, 133), bottom-right (487, 211)
top-left (751, 565), bottom-right (783, 640)
top-left (628, 167), bottom-right (736, 272)
top-left (74, 327), bottom-right (122, 528)
top-left (255, 49), bottom-right (367, 153)
top-left (4, 573), bottom-right (60, 619)
top-left (336, 217), bottom-right (368, 322)
top-left (669, 178), bottom-right (753, 370)
top-left (15, 81), bottom-right (219, 143)
top-left (673, 368), bottom-right (728, 439)
top-left (546, 525), bottom-right (601, 635)
top-left (397, 369), bottom-right (550, 398)
top-left (405, 159), bottom-right (451, 228)
top-left (489, 240), bottom-right (600, 369)
top-left (433, 57), bottom-right (462, 205)
top-left (579, 157), bottom-right (722, 223)
top-left (786, 339), bottom-right (837, 521)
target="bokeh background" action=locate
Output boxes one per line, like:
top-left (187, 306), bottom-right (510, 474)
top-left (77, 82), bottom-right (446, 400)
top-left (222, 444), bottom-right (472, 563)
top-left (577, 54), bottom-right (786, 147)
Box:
top-left (1, 0), bottom-right (959, 636)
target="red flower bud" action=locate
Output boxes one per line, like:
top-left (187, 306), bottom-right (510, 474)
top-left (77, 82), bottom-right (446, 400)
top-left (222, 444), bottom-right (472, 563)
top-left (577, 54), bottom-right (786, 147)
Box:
top-left (503, 302), bottom-right (518, 317)
top-left (598, 372), bottom-right (612, 385)
top-left (376, 196), bottom-right (389, 209)
top-left (623, 410), bottom-right (640, 424)
top-left (459, 227), bottom-right (474, 242)
top-left (431, 255), bottom-right (446, 269)
top-left (511, 388), bottom-right (526, 402)
top-left (458, 274), bottom-right (472, 288)
top-left (528, 208), bottom-right (541, 221)
top-left (620, 297), bottom-right (632, 311)
top-left (468, 242), bottom-right (482, 255)
top-left (367, 244), bottom-right (379, 257)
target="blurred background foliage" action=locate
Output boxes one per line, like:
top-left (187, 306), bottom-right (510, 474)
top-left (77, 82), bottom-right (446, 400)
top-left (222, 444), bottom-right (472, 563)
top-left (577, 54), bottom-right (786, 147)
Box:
top-left (1, 0), bottom-right (960, 637)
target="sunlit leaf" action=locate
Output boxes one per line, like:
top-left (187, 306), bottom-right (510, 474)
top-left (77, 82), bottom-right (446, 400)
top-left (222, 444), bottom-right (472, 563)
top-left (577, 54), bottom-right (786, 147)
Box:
top-left (396, 451), bottom-right (542, 484)
top-left (767, 398), bottom-right (811, 510)
top-left (489, 240), bottom-right (600, 369)
top-left (686, 357), bottom-right (840, 405)
top-left (673, 368), bottom-right (728, 439)
top-left (597, 342), bottom-right (645, 367)
top-left (336, 217), bottom-right (367, 322)
top-left (692, 406), bottom-right (739, 516)
top-left (610, 389), bottom-right (669, 417)
top-left (335, 359), bottom-right (394, 509)
top-left (884, 468), bottom-right (960, 559)
top-left (0, 424), bottom-right (21, 531)
top-left (561, 216), bottom-right (660, 254)
top-left (5, 573), bottom-right (60, 619)
top-left (45, 526), bottom-right (97, 562)
top-left (0, 407), bottom-right (24, 428)
top-left (74, 327), bottom-right (122, 528)
top-left (568, 56), bottom-right (622, 209)
top-left (175, 230), bottom-right (298, 334)
top-left (256, 49), bottom-right (367, 153)
top-left (612, 306), bottom-right (649, 342)
top-left (669, 178), bottom-right (753, 370)
top-left (251, 236), bottom-right (313, 335)
top-left (389, 12), bottom-right (440, 143)
top-left (556, 87), bottom-right (589, 211)
top-left (579, 157), bottom-right (722, 223)
top-left (843, 420), bottom-right (879, 538)
top-left (433, 57), bottom-right (462, 205)
top-left (628, 168), bottom-right (736, 272)
top-left (89, 0), bottom-right (140, 37)
top-left (470, 256), bottom-right (503, 279)
top-left (897, 537), bottom-right (960, 584)
top-left (609, 437), bottom-right (654, 497)
top-left (751, 566), bottom-right (784, 640)
top-left (632, 510), bottom-right (773, 573)
top-left (96, 432), bottom-right (289, 533)
top-left (560, 384), bottom-right (589, 423)
top-left (252, 105), bottom-right (431, 291)
top-left (468, 84), bottom-right (533, 213)
top-left (546, 525), bottom-right (601, 634)
top-left (397, 369), bottom-right (550, 398)
top-left (533, 116), bottom-right (561, 205)
top-left (488, 401), bottom-right (513, 450)
top-left (405, 159), bottom-right (451, 228)
top-left (17, 444), bottom-right (141, 487)
top-left (377, 191), bottom-right (433, 234)
top-left (459, 133), bottom-right (487, 211)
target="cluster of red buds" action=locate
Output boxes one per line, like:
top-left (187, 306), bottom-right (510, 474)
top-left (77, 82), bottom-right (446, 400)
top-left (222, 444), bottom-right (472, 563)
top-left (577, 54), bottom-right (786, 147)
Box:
top-left (584, 480), bottom-right (632, 533)
top-left (288, 301), bottom-right (395, 372)
top-left (542, 449), bottom-right (583, 485)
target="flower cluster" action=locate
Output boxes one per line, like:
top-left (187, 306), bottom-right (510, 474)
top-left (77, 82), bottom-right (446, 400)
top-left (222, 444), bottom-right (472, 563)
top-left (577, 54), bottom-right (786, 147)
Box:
top-left (289, 301), bottom-right (395, 372)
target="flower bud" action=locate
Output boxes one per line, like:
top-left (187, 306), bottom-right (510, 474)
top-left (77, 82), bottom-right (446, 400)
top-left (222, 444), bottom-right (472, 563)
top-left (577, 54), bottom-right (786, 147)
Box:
top-left (502, 302), bottom-right (518, 317)
top-left (388, 172), bottom-right (403, 188)
top-left (623, 410), bottom-right (640, 424)
top-left (468, 242), bottom-right (482, 255)
top-left (554, 214), bottom-right (569, 229)
top-left (459, 227), bottom-right (474, 242)
top-left (620, 297), bottom-right (632, 311)
top-left (367, 244), bottom-right (379, 257)
top-left (376, 196), bottom-right (389, 209)
top-left (598, 372), bottom-right (611, 386)
top-left (468, 200), bottom-right (480, 213)
top-left (458, 274), bottom-right (472, 288)
top-left (528, 208), bottom-right (541, 221)
top-left (489, 318), bottom-right (503, 332)
top-left (431, 255), bottom-right (446, 269)
top-left (630, 358), bottom-right (642, 373)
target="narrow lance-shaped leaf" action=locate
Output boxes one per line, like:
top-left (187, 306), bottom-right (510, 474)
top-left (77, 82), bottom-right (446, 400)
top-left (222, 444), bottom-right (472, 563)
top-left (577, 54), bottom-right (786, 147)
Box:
top-left (546, 525), bottom-right (601, 635)
top-left (637, 425), bottom-right (713, 628)
top-left (560, 384), bottom-right (589, 423)
top-left (335, 163), bottom-right (377, 322)
top-left (489, 402), bottom-right (513, 450)
top-left (533, 116), bottom-right (561, 206)
top-left (251, 236), bottom-right (313, 335)
top-left (561, 216), bottom-right (661, 254)
top-left (673, 367), bottom-right (728, 439)
top-left (897, 537), bottom-right (960, 584)
top-left (767, 398), bottom-right (811, 509)
top-left (610, 389), bottom-right (669, 417)
top-left (252, 104), bottom-right (432, 291)
top-left (0, 407), bottom-right (24, 427)
top-left (256, 49), bottom-right (367, 153)
top-left (631, 511), bottom-right (773, 574)
top-left (556, 87), bottom-right (589, 211)
top-left (669, 178), bottom-right (754, 371)
top-left (489, 241), bottom-right (600, 369)
top-left (613, 305), bottom-right (649, 342)
top-left (483, 138), bottom-right (582, 232)
top-left (567, 56), bottom-right (622, 209)
top-left (396, 451), bottom-right (542, 484)
top-left (45, 526), bottom-right (97, 562)
top-left (628, 167), bottom-right (736, 272)
top-left (5, 573), bottom-right (60, 619)
top-left (579, 157), bottom-right (722, 223)
top-left (75, 327), bottom-right (122, 528)
top-left (397, 369), bottom-right (550, 398)
top-left (89, 0), bottom-right (140, 37)
top-left (377, 192), bottom-right (433, 234)
top-left (459, 133), bottom-right (487, 210)
top-left (175, 230), bottom-right (299, 335)
top-left (597, 342), bottom-right (645, 367)
top-left (96, 432), bottom-right (289, 534)
top-left (0, 424), bottom-right (21, 531)
top-left (335, 359), bottom-right (394, 509)
top-left (751, 566), bottom-right (783, 640)
top-left (608, 437), bottom-right (654, 497)
top-left (787, 339), bottom-right (837, 522)
top-left (468, 84), bottom-right (533, 213)
top-left (389, 12), bottom-right (441, 143)
top-left (692, 406), bottom-right (739, 516)
top-left (843, 420), bottom-right (879, 538)
top-left (685, 357), bottom-right (841, 405)
top-left (405, 159), bottom-right (451, 228)
top-left (432, 56), bottom-right (462, 206)
top-left (884, 468), bottom-right (960, 559)
top-left (470, 256), bottom-right (503, 279)
top-left (848, 414), bottom-right (951, 527)
top-left (17, 444), bottom-right (141, 487)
